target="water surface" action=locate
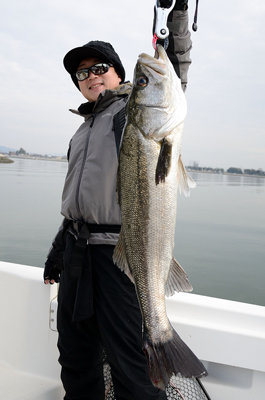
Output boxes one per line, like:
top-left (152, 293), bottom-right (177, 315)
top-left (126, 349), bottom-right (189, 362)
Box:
top-left (0, 159), bottom-right (264, 306)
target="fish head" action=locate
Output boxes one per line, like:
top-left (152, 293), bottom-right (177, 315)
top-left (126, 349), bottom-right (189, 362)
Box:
top-left (128, 45), bottom-right (187, 141)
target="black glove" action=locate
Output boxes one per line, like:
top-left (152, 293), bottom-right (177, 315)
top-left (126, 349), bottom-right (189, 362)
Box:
top-left (159, 0), bottom-right (172, 7)
top-left (159, 0), bottom-right (188, 10)
top-left (44, 246), bottom-right (64, 283)
top-left (43, 218), bottom-right (69, 283)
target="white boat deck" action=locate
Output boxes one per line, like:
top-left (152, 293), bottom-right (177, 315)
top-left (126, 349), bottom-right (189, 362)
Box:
top-left (1, 261), bottom-right (265, 400)
top-left (0, 362), bottom-right (63, 400)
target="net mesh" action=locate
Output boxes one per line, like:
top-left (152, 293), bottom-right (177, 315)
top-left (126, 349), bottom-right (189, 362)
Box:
top-left (103, 362), bottom-right (209, 400)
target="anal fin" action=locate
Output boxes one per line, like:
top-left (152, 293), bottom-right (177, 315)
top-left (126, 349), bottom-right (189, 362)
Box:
top-left (165, 258), bottom-right (193, 297)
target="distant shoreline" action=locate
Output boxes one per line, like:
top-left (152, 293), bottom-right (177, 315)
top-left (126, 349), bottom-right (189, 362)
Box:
top-left (0, 155), bottom-right (14, 164)
top-left (187, 169), bottom-right (265, 179)
top-left (9, 155), bottom-right (67, 162)
top-left (5, 155), bottom-right (265, 178)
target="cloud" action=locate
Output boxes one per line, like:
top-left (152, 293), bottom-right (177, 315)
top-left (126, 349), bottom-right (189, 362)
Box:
top-left (0, 0), bottom-right (265, 169)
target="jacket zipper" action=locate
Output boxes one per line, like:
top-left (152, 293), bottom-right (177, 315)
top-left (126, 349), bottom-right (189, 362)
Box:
top-left (75, 113), bottom-right (96, 218)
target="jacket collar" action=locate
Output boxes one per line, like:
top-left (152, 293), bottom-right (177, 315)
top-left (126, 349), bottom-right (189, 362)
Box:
top-left (69, 82), bottom-right (132, 120)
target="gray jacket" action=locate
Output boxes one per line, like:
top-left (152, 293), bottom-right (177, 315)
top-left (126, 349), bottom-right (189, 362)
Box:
top-left (57, 10), bottom-right (192, 246)
top-left (61, 84), bottom-right (131, 244)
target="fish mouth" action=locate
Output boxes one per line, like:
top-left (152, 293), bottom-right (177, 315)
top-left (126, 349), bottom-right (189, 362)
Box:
top-left (137, 46), bottom-right (168, 76)
top-left (137, 59), bottom-right (166, 76)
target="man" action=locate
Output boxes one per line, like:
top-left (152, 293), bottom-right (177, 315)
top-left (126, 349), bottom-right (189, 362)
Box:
top-left (44, 1), bottom-right (192, 399)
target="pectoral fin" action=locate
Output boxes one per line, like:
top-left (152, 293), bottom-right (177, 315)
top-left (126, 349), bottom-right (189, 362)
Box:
top-left (155, 138), bottom-right (172, 185)
top-left (177, 155), bottom-right (196, 196)
top-left (165, 258), bottom-right (193, 297)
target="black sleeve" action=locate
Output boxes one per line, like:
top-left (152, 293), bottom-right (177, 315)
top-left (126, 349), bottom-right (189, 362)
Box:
top-left (167, 10), bottom-right (192, 91)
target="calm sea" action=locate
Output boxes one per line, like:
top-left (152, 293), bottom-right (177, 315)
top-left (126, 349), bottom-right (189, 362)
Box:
top-left (1, 158), bottom-right (264, 306)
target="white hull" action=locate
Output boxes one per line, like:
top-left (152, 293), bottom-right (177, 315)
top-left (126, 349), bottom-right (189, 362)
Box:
top-left (1, 261), bottom-right (265, 399)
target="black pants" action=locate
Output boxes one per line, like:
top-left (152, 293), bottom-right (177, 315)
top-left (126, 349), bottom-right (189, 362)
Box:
top-left (57, 236), bottom-right (167, 400)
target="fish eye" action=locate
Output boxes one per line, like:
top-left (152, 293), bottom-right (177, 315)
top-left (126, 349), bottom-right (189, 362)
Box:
top-left (137, 76), bottom-right (148, 88)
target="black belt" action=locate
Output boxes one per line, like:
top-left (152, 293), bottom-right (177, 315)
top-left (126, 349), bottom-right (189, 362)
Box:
top-left (66, 223), bottom-right (121, 321)
top-left (71, 222), bottom-right (120, 243)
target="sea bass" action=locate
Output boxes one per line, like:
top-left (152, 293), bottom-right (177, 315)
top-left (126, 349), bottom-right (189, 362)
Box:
top-left (113, 45), bottom-right (207, 389)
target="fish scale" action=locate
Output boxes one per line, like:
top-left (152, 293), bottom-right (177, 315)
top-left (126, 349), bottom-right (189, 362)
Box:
top-left (113, 44), bottom-right (207, 390)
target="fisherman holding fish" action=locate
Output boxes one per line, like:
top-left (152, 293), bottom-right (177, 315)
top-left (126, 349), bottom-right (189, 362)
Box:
top-left (43, 1), bottom-right (207, 399)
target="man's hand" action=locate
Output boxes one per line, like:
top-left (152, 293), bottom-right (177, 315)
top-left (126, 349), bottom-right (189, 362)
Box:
top-left (159, 0), bottom-right (188, 10)
top-left (43, 247), bottom-right (63, 284)
top-left (43, 218), bottom-right (69, 284)
top-left (159, 0), bottom-right (173, 7)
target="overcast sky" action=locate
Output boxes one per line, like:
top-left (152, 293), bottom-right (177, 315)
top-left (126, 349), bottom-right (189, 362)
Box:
top-left (1, 0), bottom-right (265, 170)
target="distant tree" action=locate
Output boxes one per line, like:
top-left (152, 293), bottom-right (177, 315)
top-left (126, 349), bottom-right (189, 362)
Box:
top-left (244, 169), bottom-right (255, 175)
top-left (16, 147), bottom-right (27, 155)
top-left (227, 167), bottom-right (243, 174)
top-left (244, 168), bottom-right (265, 176)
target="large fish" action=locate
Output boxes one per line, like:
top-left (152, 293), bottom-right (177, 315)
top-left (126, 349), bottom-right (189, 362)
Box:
top-left (113, 44), bottom-right (207, 390)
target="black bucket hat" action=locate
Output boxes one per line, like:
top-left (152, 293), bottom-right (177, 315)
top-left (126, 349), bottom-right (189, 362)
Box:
top-left (63, 40), bottom-right (126, 90)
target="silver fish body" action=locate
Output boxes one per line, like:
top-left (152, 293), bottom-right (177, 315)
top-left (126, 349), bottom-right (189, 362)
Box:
top-left (113, 45), bottom-right (207, 389)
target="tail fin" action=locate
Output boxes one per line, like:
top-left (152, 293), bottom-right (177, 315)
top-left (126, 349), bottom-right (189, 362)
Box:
top-left (143, 328), bottom-right (207, 390)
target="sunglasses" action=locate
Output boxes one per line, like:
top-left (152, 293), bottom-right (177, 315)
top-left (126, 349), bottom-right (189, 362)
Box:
top-left (75, 63), bottom-right (113, 81)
